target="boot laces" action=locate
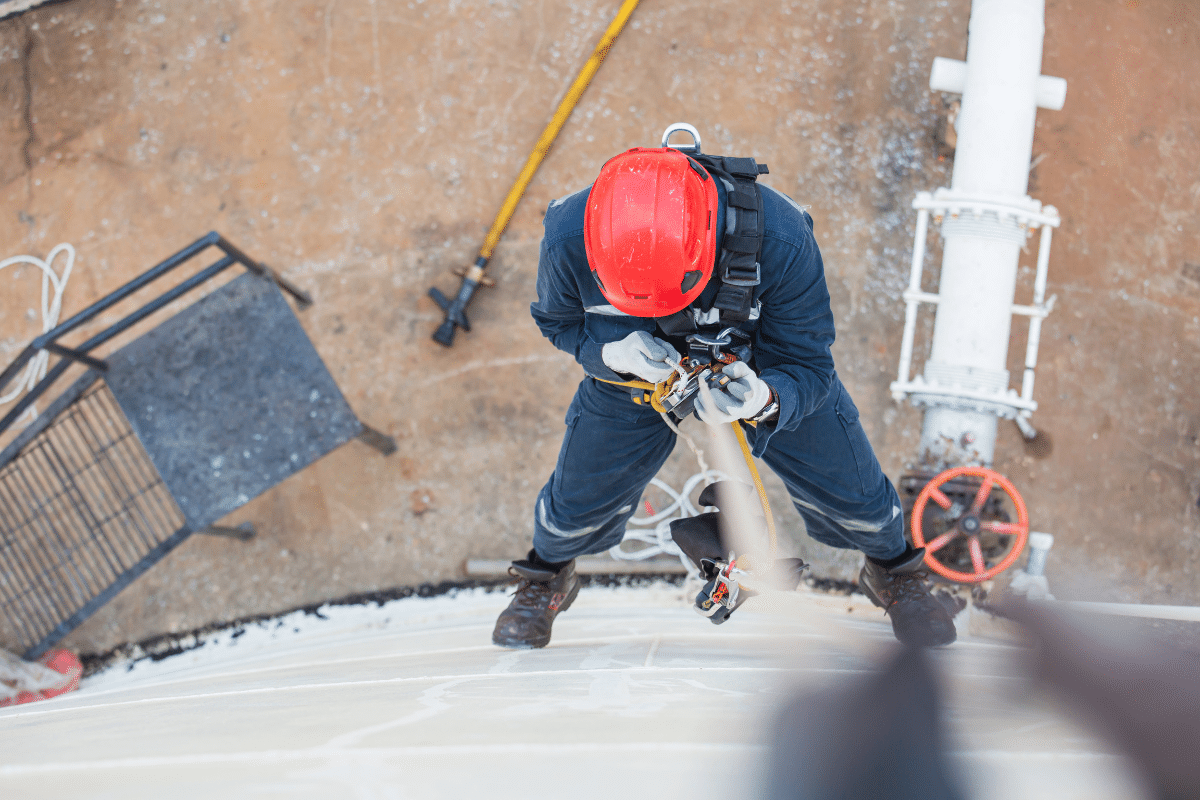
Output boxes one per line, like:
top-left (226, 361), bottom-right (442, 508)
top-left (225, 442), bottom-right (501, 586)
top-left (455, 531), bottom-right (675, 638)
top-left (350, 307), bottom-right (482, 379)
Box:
top-left (507, 567), bottom-right (553, 608)
top-left (884, 569), bottom-right (931, 606)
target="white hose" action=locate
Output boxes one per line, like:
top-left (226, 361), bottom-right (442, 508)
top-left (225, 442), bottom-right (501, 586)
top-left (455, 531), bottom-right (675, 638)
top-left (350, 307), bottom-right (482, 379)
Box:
top-left (0, 244), bottom-right (76, 422)
top-left (609, 471), bottom-right (730, 572)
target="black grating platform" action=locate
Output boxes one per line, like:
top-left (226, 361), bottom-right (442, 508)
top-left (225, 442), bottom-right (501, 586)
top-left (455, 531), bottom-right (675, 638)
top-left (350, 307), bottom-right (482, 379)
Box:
top-left (0, 380), bottom-right (186, 655)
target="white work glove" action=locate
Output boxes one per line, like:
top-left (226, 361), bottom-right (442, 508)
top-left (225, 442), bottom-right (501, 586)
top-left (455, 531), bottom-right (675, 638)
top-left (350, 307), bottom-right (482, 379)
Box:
top-left (601, 331), bottom-right (681, 383)
top-left (695, 361), bottom-right (772, 426)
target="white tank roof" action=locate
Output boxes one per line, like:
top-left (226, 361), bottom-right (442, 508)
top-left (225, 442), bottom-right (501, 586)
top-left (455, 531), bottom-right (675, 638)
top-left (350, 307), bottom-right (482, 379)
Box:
top-left (0, 583), bottom-right (1149, 799)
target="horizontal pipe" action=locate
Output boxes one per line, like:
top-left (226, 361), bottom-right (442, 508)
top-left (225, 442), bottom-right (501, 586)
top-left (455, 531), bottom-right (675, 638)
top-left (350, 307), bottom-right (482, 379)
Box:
top-left (1056, 601), bottom-right (1200, 623)
top-left (904, 290), bottom-right (941, 304)
top-left (891, 379), bottom-right (1037, 412)
top-left (464, 556), bottom-right (687, 578)
top-left (903, 290), bottom-right (1051, 320)
top-left (930, 55), bottom-right (1066, 110)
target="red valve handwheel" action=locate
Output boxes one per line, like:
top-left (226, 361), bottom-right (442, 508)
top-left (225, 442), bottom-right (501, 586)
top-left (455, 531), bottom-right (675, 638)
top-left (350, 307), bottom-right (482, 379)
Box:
top-left (910, 466), bottom-right (1030, 583)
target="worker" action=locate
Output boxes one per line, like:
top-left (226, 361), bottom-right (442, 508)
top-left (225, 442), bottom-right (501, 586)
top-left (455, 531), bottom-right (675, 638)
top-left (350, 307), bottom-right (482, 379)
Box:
top-left (493, 129), bottom-right (956, 649)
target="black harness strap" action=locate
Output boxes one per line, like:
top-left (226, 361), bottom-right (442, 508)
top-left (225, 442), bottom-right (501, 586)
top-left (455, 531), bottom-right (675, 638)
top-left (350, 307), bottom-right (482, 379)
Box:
top-left (689, 154), bottom-right (769, 322)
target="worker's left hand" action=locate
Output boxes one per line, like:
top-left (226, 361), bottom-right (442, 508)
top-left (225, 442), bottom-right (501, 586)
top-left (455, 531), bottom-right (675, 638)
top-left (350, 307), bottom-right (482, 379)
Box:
top-left (695, 362), bottom-right (773, 425)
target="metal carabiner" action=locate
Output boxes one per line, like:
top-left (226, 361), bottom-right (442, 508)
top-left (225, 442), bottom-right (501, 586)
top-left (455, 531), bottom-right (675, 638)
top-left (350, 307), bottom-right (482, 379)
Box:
top-left (686, 327), bottom-right (735, 362)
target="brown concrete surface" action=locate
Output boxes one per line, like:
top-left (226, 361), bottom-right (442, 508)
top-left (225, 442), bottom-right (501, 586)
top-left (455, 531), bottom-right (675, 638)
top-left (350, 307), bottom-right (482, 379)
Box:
top-left (0, 0), bottom-right (1196, 655)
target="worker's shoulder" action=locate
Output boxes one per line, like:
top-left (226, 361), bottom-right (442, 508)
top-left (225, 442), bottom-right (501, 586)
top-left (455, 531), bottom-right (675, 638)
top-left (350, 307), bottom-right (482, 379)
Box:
top-left (760, 184), bottom-right (815, 247)
top-left (542, 185), bottom-right (591, 246)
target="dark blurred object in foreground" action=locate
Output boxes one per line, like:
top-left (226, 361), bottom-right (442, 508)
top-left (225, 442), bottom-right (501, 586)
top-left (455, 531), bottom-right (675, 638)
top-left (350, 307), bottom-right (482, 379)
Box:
top-left (1013, 604), bottom-right (1200, 800)
top-left (766, 602), bottom-right (1200, 800)
top-left (766, 645), bottom-right (966, 800)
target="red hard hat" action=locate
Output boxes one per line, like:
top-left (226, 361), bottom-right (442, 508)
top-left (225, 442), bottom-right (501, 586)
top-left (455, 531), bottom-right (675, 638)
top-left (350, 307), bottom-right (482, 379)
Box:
top-left (584, 147), bottom-right (719, 316)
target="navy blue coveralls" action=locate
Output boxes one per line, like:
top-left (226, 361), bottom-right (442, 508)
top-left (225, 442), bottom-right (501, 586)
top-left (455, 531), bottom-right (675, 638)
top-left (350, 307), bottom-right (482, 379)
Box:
top-left (529, 177), bottom-right (905, 565)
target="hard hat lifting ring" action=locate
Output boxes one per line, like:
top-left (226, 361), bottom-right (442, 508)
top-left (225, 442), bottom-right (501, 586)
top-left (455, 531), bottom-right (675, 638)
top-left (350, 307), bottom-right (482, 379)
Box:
top-left (910, 466), bottom-right (1030, 584)
top-left (661, 122), bottom-right (702, 154)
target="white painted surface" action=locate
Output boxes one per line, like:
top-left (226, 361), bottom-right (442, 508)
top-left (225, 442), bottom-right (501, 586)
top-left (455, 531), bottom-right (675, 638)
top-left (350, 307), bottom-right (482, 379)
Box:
top-left (0, 584), bottom-right (1149, 799)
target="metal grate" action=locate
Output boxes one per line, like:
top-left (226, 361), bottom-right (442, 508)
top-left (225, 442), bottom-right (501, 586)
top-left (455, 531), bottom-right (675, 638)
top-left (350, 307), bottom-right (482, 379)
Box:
top-left (0, 381), bottom-right (185, 657)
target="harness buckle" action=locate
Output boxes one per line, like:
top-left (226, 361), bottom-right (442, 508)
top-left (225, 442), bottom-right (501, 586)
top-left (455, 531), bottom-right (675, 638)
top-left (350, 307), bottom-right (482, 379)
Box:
top-left (721, 262), bottom-right (761, 287)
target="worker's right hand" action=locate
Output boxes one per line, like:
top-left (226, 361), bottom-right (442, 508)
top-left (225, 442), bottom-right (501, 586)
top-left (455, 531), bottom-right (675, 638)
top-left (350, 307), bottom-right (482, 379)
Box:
top-left (601, 331), bottom-right (681, 384)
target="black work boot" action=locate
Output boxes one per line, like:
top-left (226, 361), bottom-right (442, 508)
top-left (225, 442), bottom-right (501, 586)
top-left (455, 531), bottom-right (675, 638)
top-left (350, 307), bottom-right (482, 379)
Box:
top-left (492, 552), bottom-right (580, 649)
top-left (859, 546), bottom-right (957, 647)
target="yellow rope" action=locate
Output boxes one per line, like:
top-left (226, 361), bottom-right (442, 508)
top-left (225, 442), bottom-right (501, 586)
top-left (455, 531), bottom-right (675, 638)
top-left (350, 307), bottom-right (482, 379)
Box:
top-left (731, 420), bottom-right (778, 562)
top-left (478, 0), bottom-right (642, 261)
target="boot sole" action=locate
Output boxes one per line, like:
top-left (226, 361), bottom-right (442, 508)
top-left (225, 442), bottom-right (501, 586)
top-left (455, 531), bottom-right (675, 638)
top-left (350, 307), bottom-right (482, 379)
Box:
top-left (492, 576), bottom-right (582, 649)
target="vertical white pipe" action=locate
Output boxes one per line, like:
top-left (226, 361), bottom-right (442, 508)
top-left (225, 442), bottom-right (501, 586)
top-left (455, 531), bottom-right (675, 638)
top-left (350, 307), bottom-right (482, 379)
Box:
top-left (896, 208), bottom-right (930, 386)
top-left (1032, 221), bottom-right (1053, 305)
top-left (1020, 223), bottom-right (1054, 403)
top-left (918, 0), bottom-right (1050, 467)
top-left (951, 0), bottom-right (1045, 197)
top-left (926, 235), bottom-right (1023, 372)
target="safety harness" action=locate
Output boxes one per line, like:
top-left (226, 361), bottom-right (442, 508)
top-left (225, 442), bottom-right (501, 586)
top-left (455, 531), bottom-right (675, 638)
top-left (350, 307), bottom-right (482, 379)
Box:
top-left (691, 153), bottom-right (769, 323)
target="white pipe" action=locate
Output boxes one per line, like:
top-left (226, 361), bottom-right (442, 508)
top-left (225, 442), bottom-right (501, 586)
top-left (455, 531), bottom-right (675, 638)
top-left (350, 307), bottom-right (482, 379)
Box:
top-left (1056, 602), bottom-right (1200, 623)
top-left (1035, 76), bottom-right (1068, 111)
top-left (931, 56), bottom-right (1066, 110)
top-left (917, 0), bottom-right (1060, 467)
top-left (952, 0), bottom-right (1046, 197)
top-left (1021, 223), bottom-right (1055, 404)
top-left (929, 57), bottom-right (969, 94)
top-left (901, 292), bottom-right (1051, 317)
top-left (899, 381), bottom-right (1035, 412)
top-left (925, 235), bottom-right (1023, 384)
top-left (896, 207), bottom-right (930, 387)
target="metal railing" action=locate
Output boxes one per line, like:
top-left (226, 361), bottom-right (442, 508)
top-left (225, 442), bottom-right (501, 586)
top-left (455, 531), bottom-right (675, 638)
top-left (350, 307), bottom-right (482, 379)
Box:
top-left (889, 190), bottom-right (1059, 421)
top-left (0, 232), bottom-right (310, 441)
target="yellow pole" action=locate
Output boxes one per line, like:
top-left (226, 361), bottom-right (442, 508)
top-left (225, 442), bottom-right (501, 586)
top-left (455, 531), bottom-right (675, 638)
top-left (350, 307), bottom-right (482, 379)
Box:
top-left (478, 0), bottom-right (641, 260)
top-left (430, 0), bottom-right (640, 346)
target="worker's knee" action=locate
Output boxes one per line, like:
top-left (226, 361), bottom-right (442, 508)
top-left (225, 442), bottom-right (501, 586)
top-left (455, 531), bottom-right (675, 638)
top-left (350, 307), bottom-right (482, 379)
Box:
top-left (789, 488), bottom-right (905, 557)
top-left (533, 493), bottom-right (634, 561)
top-left (534, 486), bottom-right (634, 539)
